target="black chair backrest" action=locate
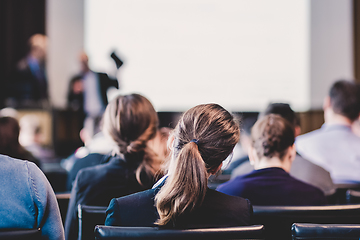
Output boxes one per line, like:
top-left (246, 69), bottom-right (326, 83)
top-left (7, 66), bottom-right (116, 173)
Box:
top-left (56, 193), bottom-right (71, 225)
top-left (346, 189), bottom-right (360, 204)
top-left (94, 225), bottom-right (265, 240)
top-left (292, 223), bottom-right (360, 240)
top-left (78, 205), bottom-right (107, 240)
top-left (0, 229), bottom-right (41, 239)
top-left (329, 184), bottom-right (360, 204)
top-left (252, 204), bottom-right (360, 240)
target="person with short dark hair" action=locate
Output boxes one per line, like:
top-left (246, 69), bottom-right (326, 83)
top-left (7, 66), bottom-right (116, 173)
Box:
top-left (231, 103), bottom-right (335, 196)
top-left (105, 104), bottom-right (252, 228)
top-left (217, 114), bottom-right (326, 206)
top-left (296, 80), bottom-right (360, 184)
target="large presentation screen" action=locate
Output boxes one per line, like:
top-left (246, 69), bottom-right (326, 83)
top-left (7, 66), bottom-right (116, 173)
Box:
top-left (85, 0), bottom-right (310, 112)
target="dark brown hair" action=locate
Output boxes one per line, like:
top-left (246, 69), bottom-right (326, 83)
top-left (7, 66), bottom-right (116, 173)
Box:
top-left (251, 114), bottom-right (295, 160)
top-left (102, 94), bottom-right (159, 184)
top-left (329, 80), bottom-right (360, 121)
top-left (0, 117), bottom-right (37, 163)
top-left (155, 103), bottom-right (240, 226)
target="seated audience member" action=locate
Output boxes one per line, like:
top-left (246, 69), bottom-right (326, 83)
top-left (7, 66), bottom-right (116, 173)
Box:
top-left (19, 114), bottom-right (56, 163)
top-left (296, 80), bottom-right (360, 184)
top-left (0, 155), bottom-right (64, 240)
top-left (0, 116), bottom-right (41, 167)
top-left (65, 127), bottom-right (171, 191)
top-left (105, 104), bottom-right (252, 228)
top-left (217, 114), bottom-right (326, 206)
top-left (232, 103), bottom-right (335, 196)
top-left (65, 94), bottom-right (163, 240)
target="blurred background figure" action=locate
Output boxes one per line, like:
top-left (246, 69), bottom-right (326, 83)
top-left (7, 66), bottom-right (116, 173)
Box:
top-left (9, 34), bottom-right (48, 107)
top-left (67, 75), bottom-right (84, 112)
top-left (69, 52), bottom-right (119, 138)
top-left (0, 116), bottom-right (40, 167)
top-left (19, 114), bottom-right (56, 163)
top-left (296, 80), bottom-right (360, 184)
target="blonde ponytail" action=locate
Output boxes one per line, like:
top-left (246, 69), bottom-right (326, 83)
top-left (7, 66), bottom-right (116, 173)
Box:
top-left (155, 141), bottom-right (207, 226)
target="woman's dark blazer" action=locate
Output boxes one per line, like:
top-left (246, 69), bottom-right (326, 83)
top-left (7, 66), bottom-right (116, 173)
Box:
top-left (105, 179), bottom-right (252, 229)
top-left (65, 154), bottom-right (155, 240)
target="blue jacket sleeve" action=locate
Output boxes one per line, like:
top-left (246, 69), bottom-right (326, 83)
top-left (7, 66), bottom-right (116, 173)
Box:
top-left (105, 198), bottom-right (121, 226)
top-left (64, 171), bottom-right (82, 240)
top-left (27, 162), bottom-right (65, 240)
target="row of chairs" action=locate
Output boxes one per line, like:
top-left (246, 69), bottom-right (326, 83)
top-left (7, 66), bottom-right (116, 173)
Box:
top-left (77, 203), bottom-right (360, 240)
top-left (3, 223), bottom-right (359, 240)
top-left (93, 223), bottom-right (360, 240)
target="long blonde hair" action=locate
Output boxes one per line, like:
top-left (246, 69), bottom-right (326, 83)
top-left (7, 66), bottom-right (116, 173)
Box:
top-left (102, 94), bottom-right (159, 185)
top-left (155, 104), bottom-right (240, 226)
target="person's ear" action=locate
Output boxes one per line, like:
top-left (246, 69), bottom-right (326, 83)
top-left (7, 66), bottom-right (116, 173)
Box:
top-left (248, 146), bottom-right (257, 166)
top-left (288, 144), bottom-right (296, 162)
top-left (323, 96), bottom-right (331, 111)
top-left (294, 126), bottom-right (301, 137)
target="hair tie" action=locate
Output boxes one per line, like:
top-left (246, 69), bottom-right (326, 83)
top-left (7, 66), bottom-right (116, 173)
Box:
top-left (190, 139), bottom-right (199, 145)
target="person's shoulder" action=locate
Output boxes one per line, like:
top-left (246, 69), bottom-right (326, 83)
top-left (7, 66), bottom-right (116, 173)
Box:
top-left (116, 188), bottom-right (156, 206)
top-left (296, 128), bottom-right (323, 142)
top-left (0, 154), bottom-right (38, 174)
top-left (207, 188), bottom-right (250, 209)
top-left (217, 173), bottom-right (250, 195)
top-left (77, 156), bottom-right (125, 178)
top-left (205, 189), bottom-right (252, 225)
top-left (289, 174), bottom-right (325, 194)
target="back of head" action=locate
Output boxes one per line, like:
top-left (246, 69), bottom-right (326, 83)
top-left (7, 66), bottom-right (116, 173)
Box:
top-left (0, 117), bottom-right (21, 156)
top-left (103, 94), bottom-right (159, 183)
top-left (251, 114), bottom-right (295, 160)
top-left (28, 34), bottom-right (47, 61)
top-left (261, 103), bottom-right (299, 128)
top-left (329, 80), bottom-right (360, 121)
top-left (155, 103), bottom-right (240, 226)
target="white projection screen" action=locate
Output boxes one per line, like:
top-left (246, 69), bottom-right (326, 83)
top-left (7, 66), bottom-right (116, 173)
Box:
top-left (84, 0), bottom-right (310, 112)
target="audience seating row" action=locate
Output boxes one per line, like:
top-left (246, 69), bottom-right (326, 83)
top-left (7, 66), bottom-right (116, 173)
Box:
top-left (3, 223), bottom-right (360, 240)
top-left (75, 203), bottom-right (360, 240)
top-left (94, 225), bottom-right (265, 240)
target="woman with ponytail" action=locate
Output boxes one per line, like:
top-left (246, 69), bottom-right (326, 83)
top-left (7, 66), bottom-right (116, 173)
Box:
top-left (65, 94), bottom-right (164, 240)
top-left (105, 103), bottom-right (252, 228)
top-left (217, 114), bottom-right (326, 206)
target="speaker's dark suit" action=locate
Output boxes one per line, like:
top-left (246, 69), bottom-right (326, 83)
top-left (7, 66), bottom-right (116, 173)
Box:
top-left (105, 178), bottom-right (252, 229)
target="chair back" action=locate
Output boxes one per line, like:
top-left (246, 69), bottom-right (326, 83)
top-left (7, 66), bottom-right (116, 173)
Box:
top-left (328, 184), bottom-right (360, 204)
top-left (346, 189), bottom-right (360, 204)
top-left (252, 204), bottom-right (360, 240)
top-left (292, 223), bottom-right (360, 240)
top-left (56, 192), bottom-right (71, 225)
top-left (0, 228), bottom-right (41, 239)
top-left (78, 205), bottom-right (107, 240)
top-left (94, 225), bottom-right (265, 240)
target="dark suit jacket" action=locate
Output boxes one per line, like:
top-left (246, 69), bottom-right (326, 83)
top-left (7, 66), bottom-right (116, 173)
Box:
top-left (67, 72), bottom-right (118, 113)
top-left (64, 154), bottom-right (155, 240)
top-left (105, 179), bottom-right (252, 229)
top-left (11, 57), bottom-right (48, 101)
top-left (66, 153), bottom-right (106, 191)
top-left (217, 167), bottom-right (327, 206)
